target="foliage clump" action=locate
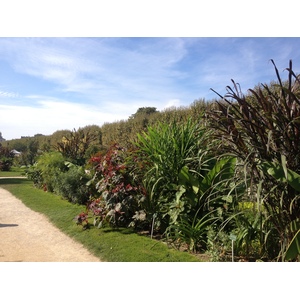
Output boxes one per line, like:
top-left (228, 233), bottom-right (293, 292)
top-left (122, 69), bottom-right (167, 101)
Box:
top-left (0, 145), bottom-right (14, 171)
top-left (82, 143), bottom-right (147, 228)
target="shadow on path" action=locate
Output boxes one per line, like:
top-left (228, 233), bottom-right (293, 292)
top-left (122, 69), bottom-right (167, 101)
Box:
top-left (0, 223), bottom-right (19, 228)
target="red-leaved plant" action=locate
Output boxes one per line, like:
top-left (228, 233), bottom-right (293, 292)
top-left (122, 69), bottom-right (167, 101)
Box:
top-left (74, 211), bottom-right (89, 229)
top-left (75, 143), bottom-right (146, 229)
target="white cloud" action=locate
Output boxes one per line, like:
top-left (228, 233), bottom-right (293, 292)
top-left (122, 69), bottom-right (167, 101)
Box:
top-left (163, 99), bottom-right (181, 109)
top-left (0, 90), bottom-right (19, 98)
top-left (0, 38), bottom-right (192, 101)
top-left (0, 99), bottom-right (130, 140)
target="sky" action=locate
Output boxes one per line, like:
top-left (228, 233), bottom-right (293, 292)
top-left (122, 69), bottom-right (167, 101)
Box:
top-left (0, 1), bottom-right (299, 141)
top-left (1, 37), bottom-right (300, 140)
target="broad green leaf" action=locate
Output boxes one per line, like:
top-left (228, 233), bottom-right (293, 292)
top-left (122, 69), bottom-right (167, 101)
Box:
top-left (261, 161), bottom-right (300, 192)
top-left (175, 185), bottom-right (186, 202)
top-left (178, 166), bottom-right (190, 184)
top-left (285, 229), bottom-right (300, 261)
top-left (222, 195), bottom-right (233, 203)
top-left (178, 166), bottom-right (199, 194)
top-left (290, 219), bottom-right (300, 232)
top-left (262, 161), bottom-right (286, 182)
top-left (284, 219), bottom-right (300, 261)
top-left (200, 156), bottom-right (236, 191)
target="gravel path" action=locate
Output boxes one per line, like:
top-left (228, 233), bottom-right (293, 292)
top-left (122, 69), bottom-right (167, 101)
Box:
top-left (0, 186), bottom-right (101, 262)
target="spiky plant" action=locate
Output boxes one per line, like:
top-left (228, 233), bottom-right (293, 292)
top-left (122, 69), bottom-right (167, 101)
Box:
top-left (209, 59), bottom-right (300, 261)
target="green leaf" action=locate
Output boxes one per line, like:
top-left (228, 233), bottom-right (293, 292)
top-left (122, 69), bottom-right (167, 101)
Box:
top-left (281, 154), bottom-right (288, 180)
top-left (222, 195), bottom-right (233, 203)
top-left (290, 219), bottom-right (300, 233)
top-left (200, 156), bottom-right (236, 191)
top-left (178, 166), bottom-right (199, 194)
top-left (178, 166), bottom-right (190, 184)
top-left (175, 185), bottom-right (186, 202)
top-left (261, 161), bottom-right (300, 192)
top-left (284, 219), bottom-right (300, 261)
top-left (285, 229), bottom-right (300, 261)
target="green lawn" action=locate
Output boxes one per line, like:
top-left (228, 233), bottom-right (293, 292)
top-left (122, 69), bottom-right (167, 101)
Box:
top-left (0, 177), bottom-right (202, 262)
top-left (0, 166), bottom-right (26, 177)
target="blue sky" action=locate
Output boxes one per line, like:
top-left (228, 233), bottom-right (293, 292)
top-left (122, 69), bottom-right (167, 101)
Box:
top-left (1, 37), bottom-right (300, 140)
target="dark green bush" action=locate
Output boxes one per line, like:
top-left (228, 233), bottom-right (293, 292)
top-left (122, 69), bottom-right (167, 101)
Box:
top-left (0, 157), bottom-right (13, 171)
top-left (55, 163), bottom-right (91, 204)
top-left (0, 146), bottom-right (14, 171)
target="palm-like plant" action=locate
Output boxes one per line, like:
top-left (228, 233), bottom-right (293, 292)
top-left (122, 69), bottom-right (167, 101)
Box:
top-left (165, 208), bottom-right (220, 253)
top-left (55, 128), bottom-right (98, 166)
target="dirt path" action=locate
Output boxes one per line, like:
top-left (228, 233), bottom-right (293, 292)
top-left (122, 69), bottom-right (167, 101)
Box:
top-left (0, 186), bottom-right (101, 262)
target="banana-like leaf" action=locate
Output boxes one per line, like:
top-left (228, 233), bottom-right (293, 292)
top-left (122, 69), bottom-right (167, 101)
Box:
top-left (178, 166), bottom-right (190, 183)
top-left (261, 161), bottom-right (300, 192)
top-left (178, 166), bottom-right (199, 194)
top-left (200, 156), bottom-right (236, 192)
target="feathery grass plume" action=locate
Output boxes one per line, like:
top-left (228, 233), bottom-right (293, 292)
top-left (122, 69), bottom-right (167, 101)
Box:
top-left (209, 59), bottom-right (300, 261)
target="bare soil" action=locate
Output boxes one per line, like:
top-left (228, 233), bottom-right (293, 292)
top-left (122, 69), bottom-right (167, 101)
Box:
top-left (0, 186), bottom-right (101, 262)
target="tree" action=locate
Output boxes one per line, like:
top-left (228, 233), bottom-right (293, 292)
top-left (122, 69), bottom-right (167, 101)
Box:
top-left (129, 107), bottom-right (158, 119)
top-left (0, 132), bottom-right (6, 142)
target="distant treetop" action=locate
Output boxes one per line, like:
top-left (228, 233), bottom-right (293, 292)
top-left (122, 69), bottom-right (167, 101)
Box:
top-left (129, 107), bottom-right (158, 119)
top-left (0, 132), bottom-right (6, 142)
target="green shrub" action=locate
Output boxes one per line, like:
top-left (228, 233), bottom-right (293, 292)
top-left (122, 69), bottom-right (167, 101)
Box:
top-left (0, 146), bottom-right (14, 171)
top-left (0, 157), bottom-right (13, 171)
top-left (206, 225), bottom-right (232, 261)
top-left (135, 118), bottom-right (207, 232)
top-left (30, 151), bottom-right (67, 192)
top-left (55, 163), bottom-right (91, 204)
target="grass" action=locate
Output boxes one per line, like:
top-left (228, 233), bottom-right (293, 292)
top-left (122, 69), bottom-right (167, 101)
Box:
top-left (0, 176), bottom-right (201, 262)
top-left (0, 166), bottom-right (26, 177)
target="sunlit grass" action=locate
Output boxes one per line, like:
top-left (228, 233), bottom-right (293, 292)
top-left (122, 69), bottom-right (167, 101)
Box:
top-left (0, 166), bottom-right (26, 177)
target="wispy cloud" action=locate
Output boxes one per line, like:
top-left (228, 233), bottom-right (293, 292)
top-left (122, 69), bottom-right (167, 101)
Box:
top-left (0, 38), bottom-right (192, 106)
top-left (0, 97), bottom-right (128, 139)
top-left (0, 90), bottom-right (19, 98)
top-left (1, 37), bottom-right (300, 140)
